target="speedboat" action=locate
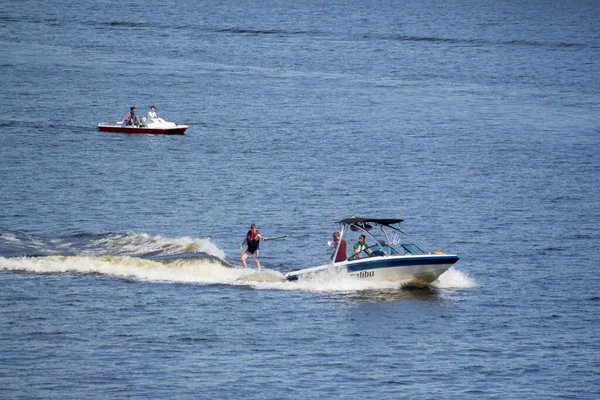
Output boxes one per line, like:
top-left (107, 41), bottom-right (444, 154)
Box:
top-left (284, 217), bottom-right (459, 287)
top-left (97, 117), bottom-right (188, 135)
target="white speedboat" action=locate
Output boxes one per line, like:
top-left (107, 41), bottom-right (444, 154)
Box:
top-left (284, 217), bottom-right (459, 287)
top-left (97, 117), bottom-right (188, 135)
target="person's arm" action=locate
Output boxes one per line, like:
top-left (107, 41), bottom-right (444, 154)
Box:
top-left (240, 238), bottom-right (247, 252)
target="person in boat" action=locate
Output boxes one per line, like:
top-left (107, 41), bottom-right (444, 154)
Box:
top-left (147, 105), bottom-right (158, 119)
top-left (123, 106), bottom-right (140, 127)
top-left (331, 231), bottom-right (347, 262)
top-left (240, 224), bottom-right (269, 270)
top-left (353, 234), bottom-right (371, 258)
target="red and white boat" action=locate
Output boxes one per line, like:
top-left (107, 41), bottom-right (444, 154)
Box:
top-left (97, 117), bottom-right (188, 135)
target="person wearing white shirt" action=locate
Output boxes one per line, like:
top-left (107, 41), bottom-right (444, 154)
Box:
top-left (147, 105), bottom-right (158, 119)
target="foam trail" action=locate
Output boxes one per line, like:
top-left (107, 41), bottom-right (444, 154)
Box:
top-left (0, 229), bottom-right (226, 260)
top-left (0, 256), bottom-right (476, 294)
top-left (0, 256), bottom-right (242, 284)
top-left (79, 233), bottom-right (226, 259)
top-left (0, 256), bottom-right (395, 292)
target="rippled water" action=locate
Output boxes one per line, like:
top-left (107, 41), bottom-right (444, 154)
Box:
top-left (1, 0), bottom-right (599, 398)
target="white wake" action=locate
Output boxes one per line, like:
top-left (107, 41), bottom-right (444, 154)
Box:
top-left (0, 256), bottom-right (476, 293)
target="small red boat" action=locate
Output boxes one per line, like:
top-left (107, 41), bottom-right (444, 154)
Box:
top-left (97, 118), bottom-right (188, 135)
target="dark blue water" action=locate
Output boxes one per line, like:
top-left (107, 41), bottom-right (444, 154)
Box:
top-left (1, 0), bottom-right (599, 398)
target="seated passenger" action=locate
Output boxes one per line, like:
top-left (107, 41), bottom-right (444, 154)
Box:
top-left (353, 234), bottom-right (371, 258)
top-left (123, 106), bottom-right (140, 127)
top-left (147, 105), bottom-right (158, 119)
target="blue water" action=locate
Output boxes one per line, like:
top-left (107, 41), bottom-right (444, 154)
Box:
top-left (1, 0), bottom-right (599, 398)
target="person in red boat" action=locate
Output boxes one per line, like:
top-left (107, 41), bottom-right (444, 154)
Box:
top-left (240, 224), bottom-right (269, 270)
top-left (123, 106), bottom-right (140, 126)
top-left (147, 105), bottom-right (158, 119)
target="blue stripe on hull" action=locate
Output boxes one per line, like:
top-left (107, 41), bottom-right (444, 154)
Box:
top-left (346, 256), bottom-right (459, 273)
top-left (285, 255), bottom-right (459, 281)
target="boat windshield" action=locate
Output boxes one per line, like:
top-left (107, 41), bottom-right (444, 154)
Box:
top-left (341, 220), bottom-right (430, 261)
top-left (401, 243), bottom-right (426, 254)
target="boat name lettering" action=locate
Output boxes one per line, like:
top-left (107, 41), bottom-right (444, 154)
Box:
top-left (354, 271), bottom-right (374, 278)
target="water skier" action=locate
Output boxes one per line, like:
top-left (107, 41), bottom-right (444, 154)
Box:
top-left (240, 224), bottom-right (269, 270)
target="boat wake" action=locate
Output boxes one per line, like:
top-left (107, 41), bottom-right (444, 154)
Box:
top-left (0, 255), bottom-right (475, 292)
top-left (0, 255), bottom-right (255, 284)
top-left (0, 229), bottom-right (476, 293)
top-left (0, 229), bottom-right (225, 259)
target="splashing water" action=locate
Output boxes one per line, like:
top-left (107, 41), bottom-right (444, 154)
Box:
top-left (0, 255), bottom-right (475, 293)
top-left (0, 229), bottom-right (225, 260)
top-left (432, 267), bottom-right (478, 289)
top-left (73, 232), bottom-right (226, 259)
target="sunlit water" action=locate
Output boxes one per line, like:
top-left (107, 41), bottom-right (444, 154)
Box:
top-left (1, 0), bottom-right (599, 398)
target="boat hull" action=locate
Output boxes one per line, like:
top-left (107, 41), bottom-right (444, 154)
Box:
top-left (285, 254), bottom-right (459, 287)
top-left (97, 125), bottom-right (187, 135)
